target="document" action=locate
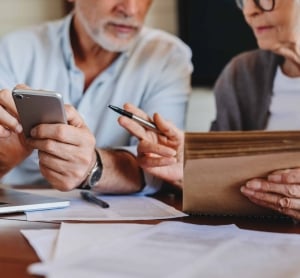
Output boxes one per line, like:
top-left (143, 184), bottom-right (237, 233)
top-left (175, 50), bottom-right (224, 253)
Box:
top-left (26, 222), bottom-right (300, 278)
top-left (184, 130), bottom-right (300, 216)
top-left (22, 189), bottom-right (186, 221)
top-left (21, 223), bottom-right (152, 262)
top-left (21, 229), bottom-right (58, 261)
top-left (53, 223), bottom-right (153, 260)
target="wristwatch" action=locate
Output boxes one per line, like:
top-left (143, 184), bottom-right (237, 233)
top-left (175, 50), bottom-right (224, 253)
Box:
top-left (79, 150), bottom-right (103, 190)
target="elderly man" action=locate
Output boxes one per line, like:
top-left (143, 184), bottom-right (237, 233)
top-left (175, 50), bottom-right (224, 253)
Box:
top-left (0, 0), bottom-right (192, 195)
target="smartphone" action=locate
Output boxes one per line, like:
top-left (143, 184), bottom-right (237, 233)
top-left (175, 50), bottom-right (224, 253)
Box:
top-left (12, 88), bottom-right (67, 137)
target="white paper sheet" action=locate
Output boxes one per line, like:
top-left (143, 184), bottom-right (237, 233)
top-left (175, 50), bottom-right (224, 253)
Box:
top-left (22, 189), bottom-right (186, 221)
top-left (53, 223), bottom-right (153, 260)
top-left (21, 229), bottom-right (58, 261)
top-left (21, 223), bottom-right (152, 262)
top-left (28, 222), bottom-right (300, 278)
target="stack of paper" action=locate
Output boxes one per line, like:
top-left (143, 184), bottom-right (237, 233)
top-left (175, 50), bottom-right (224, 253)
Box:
top-left (184, 131), bottom-right (300, 216)
top-left (7, 189), bottom-right (187, 222)
top-left (22, 222), bottom-right (300, 277)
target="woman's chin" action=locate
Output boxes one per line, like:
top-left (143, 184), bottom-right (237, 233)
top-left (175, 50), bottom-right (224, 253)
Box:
top-left (256, 40), bottom-right (276, 52)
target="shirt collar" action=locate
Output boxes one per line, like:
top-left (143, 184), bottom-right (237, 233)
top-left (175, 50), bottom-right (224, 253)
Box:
top-left (61, 13), bottom-right (76, 71)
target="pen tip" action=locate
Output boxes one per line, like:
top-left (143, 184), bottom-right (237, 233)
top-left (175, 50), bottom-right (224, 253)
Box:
top-left (108, 105), bottom-right (123, 113)
top-left (108, 104), bottom-right (118, 110)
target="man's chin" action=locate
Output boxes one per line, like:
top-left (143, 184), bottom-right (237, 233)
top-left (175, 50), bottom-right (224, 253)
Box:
top-left (98, 37), bottom-right (137, 53)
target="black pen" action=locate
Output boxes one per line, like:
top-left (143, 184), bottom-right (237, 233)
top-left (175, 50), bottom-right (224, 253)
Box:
top-left (108, 105), bottom-right (160, 133)
top-left (80, 191), bottom-right (109, 209)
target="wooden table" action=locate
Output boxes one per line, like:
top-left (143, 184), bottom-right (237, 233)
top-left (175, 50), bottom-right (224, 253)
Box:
top-left (1, 190), bottom-right (300, 278)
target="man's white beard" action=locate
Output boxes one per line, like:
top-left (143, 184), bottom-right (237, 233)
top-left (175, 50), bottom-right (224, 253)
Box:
top-left (77, 10), bottom-right (140, 52)
top-left (89, 28), bottom-right (138, 52)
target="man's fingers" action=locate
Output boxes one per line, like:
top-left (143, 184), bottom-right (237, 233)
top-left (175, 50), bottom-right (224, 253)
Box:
top-left (123, 103), bottom-right (151, 121)
top-left (14, 84), bottom-right (30, 90)
top-left (0, 126), bottom-right (12, 138)
top-left (0, 89), bottom-right (22, 133)
top-left (138, 140), bottom-right (176, 157)
top-left (153, 113), bottom-right (184, 146)
top-left (138, 155), bottom-right (177, 168)
top-left (118, 116), bottom-right (147, 140)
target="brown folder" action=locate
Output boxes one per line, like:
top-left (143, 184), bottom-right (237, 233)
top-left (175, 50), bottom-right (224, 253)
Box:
top-left (183, 131), bottom-right (300, 217)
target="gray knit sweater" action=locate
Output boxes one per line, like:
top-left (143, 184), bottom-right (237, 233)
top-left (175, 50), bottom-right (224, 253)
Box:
top-left (210, 49), bottom-right (283, 131)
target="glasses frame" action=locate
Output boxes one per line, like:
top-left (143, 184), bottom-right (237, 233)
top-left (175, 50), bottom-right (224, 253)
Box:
top-left (235, 0), bottom-right (275, 12)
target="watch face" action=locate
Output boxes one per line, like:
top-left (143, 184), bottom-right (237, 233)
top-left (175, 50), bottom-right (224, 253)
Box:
top-left (90, 167), bottom-right (102, 187)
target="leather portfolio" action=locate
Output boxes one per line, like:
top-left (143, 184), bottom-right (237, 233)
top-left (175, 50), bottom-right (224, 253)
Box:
top-left (183, 131), bottom-right (300, 217)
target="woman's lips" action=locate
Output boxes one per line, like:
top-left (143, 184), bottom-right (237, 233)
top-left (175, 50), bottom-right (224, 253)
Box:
top-left (255, 25), bottom-right (274, 34)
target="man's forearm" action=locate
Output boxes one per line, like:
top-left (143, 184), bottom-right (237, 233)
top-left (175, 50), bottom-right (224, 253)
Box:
top-left (93, 149), bottom-right (144, 194)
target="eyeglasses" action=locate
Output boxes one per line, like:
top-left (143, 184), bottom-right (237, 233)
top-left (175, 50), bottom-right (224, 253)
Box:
top-left (235, 0), bottom-right (275, 12)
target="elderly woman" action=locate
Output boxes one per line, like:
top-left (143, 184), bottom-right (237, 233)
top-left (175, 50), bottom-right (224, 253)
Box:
top-left (119, 0), bottom-right (300, 220)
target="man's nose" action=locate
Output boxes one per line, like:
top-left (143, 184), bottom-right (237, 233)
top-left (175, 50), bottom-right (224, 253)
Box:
top-left (118, 0), bottom-right (139, 18)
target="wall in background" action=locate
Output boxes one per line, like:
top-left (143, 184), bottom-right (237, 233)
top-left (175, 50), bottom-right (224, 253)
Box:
top-left (0, 0), bottom-right (65, 36)
top-left (146, 0), bottom-right (178, 35)
top-left (178, 0), bottom-right (257, 87)
top-left (0, 0), bottom-right (177, 36)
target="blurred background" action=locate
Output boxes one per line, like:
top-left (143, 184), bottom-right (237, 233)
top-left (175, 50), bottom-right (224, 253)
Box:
top-left (0, 0), bottom-right (258, 131)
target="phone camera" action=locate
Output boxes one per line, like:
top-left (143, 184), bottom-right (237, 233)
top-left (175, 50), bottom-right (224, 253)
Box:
top-left (15, 94), bottom-right (23, 100)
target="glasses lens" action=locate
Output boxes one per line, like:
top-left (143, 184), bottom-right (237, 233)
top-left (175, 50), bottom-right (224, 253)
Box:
top-left (235, 0), bottom-right (244, 9)
top-left (236, 0), bottom-right (275, 11)
top-left (257, 0), bottom-right (274, 11)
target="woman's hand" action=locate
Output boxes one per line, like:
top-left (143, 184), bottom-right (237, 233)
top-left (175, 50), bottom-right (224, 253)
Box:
top-left (118, 103), bottom-right (184, 187)
top-left (241, 168), bottom-right (300, 220)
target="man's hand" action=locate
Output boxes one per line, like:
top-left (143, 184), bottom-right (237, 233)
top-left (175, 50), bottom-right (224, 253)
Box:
top-left (0, 87), bottom-right (33, 175)
top-left (26, 104), bottom-right (96, 191)
top-left (241, 168), bottom-right (300, 220)
top-left (118, 103), bottom-right (184, 188)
